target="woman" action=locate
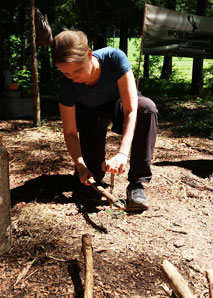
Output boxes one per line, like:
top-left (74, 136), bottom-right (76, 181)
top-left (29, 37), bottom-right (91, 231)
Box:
top-left (52, 29), bottom-right (158, 211)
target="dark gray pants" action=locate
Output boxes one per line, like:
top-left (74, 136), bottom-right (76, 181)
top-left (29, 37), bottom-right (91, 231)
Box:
top-left (76, 92), bottom-right (158, 184)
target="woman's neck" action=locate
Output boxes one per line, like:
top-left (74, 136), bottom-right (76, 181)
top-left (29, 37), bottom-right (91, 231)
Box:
top-left (85, 56), bottom-right (101, 86)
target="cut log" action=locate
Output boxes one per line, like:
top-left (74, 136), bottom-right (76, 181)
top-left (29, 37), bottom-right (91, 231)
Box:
top-left (82, 233), bottom-right (93, 298)
top-left (0, 147), bottom-right (12, 255)
top-left (161, 260), bottom-right (196, 298)
top-left (206, 269), bottom-right (213, 298)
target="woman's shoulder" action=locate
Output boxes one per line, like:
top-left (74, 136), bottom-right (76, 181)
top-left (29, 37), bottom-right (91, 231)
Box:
top-left (93, 47), bottom-right (128, 63)
top-left (93, 47), bottom-right (126, 60)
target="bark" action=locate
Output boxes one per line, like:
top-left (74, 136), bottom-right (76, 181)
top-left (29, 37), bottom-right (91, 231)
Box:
top-left (161, 260), bottom-right (196, 298)
top-left (0, 33), bottom-right (5, 94)
top-left (160, 0), bottom-right (176, 79)
top-left (161, 56), bottom-right (172, 79)
top-left (206, 269), bottom-right (213, 298)
top-left (0, 147), bottom-right (12, 255)
top-left (29, 0), bottom-right (41, 126)
top-left (143, 55), bottom-right (150, 78)
top-left (191, 57), bottom-right (204, 95)
top-left (82, 234), bottom-right (93, 298)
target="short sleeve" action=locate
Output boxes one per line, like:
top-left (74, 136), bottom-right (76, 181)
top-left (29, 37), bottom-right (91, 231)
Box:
top-left (111, 48), bottom-right (132, 81)
top-left (59, 77), bottom-right (76, 107)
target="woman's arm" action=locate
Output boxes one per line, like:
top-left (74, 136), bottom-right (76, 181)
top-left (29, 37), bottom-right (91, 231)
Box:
top-left (59, 102), bottom-right (92, 184)
top-left (106, 69), bottom-right (138, 174)
top-left (118, 68), bottom-right (138, 157)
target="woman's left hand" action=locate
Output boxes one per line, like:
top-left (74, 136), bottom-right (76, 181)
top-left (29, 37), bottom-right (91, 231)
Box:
top-left (105, 152), bottom-right (128, 174)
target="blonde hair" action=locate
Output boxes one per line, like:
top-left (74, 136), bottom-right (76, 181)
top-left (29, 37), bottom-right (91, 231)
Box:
top-left (52, 29), bottom-right (89, 63)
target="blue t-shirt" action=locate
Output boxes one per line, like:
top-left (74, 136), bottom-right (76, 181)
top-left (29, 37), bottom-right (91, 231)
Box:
top-left (59, 47), bottom-right (131, 107)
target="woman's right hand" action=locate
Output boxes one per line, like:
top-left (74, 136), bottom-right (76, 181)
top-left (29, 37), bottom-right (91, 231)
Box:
top-left (77, 164), bottom-right (93, 186)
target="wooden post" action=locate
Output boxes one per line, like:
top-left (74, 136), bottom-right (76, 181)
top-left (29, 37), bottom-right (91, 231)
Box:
top-left (29, 0), bottom-right (41, 127)
top-left (206, 269), bottom-right (213, 298)
top-left (0, 147), bottom-right (12, 255)
top-left (161, 260), bottom-right (196, 298)
top-left (82, 234), bottom-right (93, 298)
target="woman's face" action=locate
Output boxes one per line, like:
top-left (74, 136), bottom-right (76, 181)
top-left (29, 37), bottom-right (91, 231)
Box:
top-left (56, 53), bottom-right (93, 84)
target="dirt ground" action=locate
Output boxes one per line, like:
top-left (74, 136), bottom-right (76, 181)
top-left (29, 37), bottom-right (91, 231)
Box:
top-left (0, 109), bottom-right (212, 297)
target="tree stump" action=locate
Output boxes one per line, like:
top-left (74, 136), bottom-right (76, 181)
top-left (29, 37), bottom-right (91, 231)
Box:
top-left (0, 147), bottom-right (12, 255)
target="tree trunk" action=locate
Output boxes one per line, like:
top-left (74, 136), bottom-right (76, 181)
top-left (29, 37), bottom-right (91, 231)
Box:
top-left (191, 57), bottom-right (204, 95)
top-left (143, 55), bottom-right (150, 78)
top-left (161, 56), bottom-right (172, 79)
top-left (119, 12), bottom-right (128, 55)
top-left (0, 33), bottom-right (5, 94)
top-left (160, 0), bottom-right (176, 79)
top-left (29, 0), bottom-right (41, 126)
top-left (191, 0), bottom-right (209, 95)
top-left (0, 147), bottom-right (12, 255)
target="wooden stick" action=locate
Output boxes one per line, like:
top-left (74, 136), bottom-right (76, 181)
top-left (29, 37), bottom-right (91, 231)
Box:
top-left (161, 260), bottom-right (196, 298)
top-left (87, 177), bottom-right (121, 209)
top-left (82, 234), bottom-right (93, 298)
top-left (206, 269), bottom-right (213, 298)
top-left (0, 147), bottom-right (12, 255)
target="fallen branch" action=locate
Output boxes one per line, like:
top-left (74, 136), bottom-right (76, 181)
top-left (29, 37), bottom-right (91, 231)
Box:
top-left (82, 234), bottom-right (93, 298)
top-left (46, 253), bottom-right (67, 262)
top-left (166, 229), bottom-right (188, 235)
top-left (161, 260), bottom-right (196, 298)
top-left (206, 269), bottom-right (213, 298)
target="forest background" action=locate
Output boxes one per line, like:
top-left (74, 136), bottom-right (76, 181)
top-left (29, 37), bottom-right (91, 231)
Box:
top-left (0, 0), bottom-right (212, 140)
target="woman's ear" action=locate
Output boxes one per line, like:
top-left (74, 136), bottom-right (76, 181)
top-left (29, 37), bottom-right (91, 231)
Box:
top-left (88, 48), bottom-right (93, 59)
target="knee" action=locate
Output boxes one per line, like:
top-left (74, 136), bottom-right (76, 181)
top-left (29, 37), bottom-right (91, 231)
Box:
top-left (138, 95), bottom-right (158, 114)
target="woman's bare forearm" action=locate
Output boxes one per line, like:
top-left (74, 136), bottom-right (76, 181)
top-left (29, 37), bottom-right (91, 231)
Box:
top-left (64, 133), bottom-right (86, 170)
top-left (119, 111), bottom-right (137, 157)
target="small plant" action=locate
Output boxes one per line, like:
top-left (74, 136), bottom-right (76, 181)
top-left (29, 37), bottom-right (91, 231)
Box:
top-left (38, 119), bottom-right (48, 128)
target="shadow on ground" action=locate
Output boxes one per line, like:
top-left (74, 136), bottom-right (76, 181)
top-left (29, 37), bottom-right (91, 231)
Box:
top-left (154, 159), bottom-right (213, 179)
top-left (11, 174), bottom-right (109, 233)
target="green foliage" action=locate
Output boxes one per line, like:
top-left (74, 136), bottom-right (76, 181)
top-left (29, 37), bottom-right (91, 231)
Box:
top-left (13, 68), bottom-right (32, 89)
top-left (141, 77), bottom-right (213, 140)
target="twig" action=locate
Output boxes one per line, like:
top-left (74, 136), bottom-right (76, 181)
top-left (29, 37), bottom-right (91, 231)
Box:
top-left (24, 269), bottom-right (38, 282)
top-left (14, 258), bottom-right (36, 287)
top-left (166, 229), bottom-right (188, 235)
top-left (46, 253), bottom-right (67, 262)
